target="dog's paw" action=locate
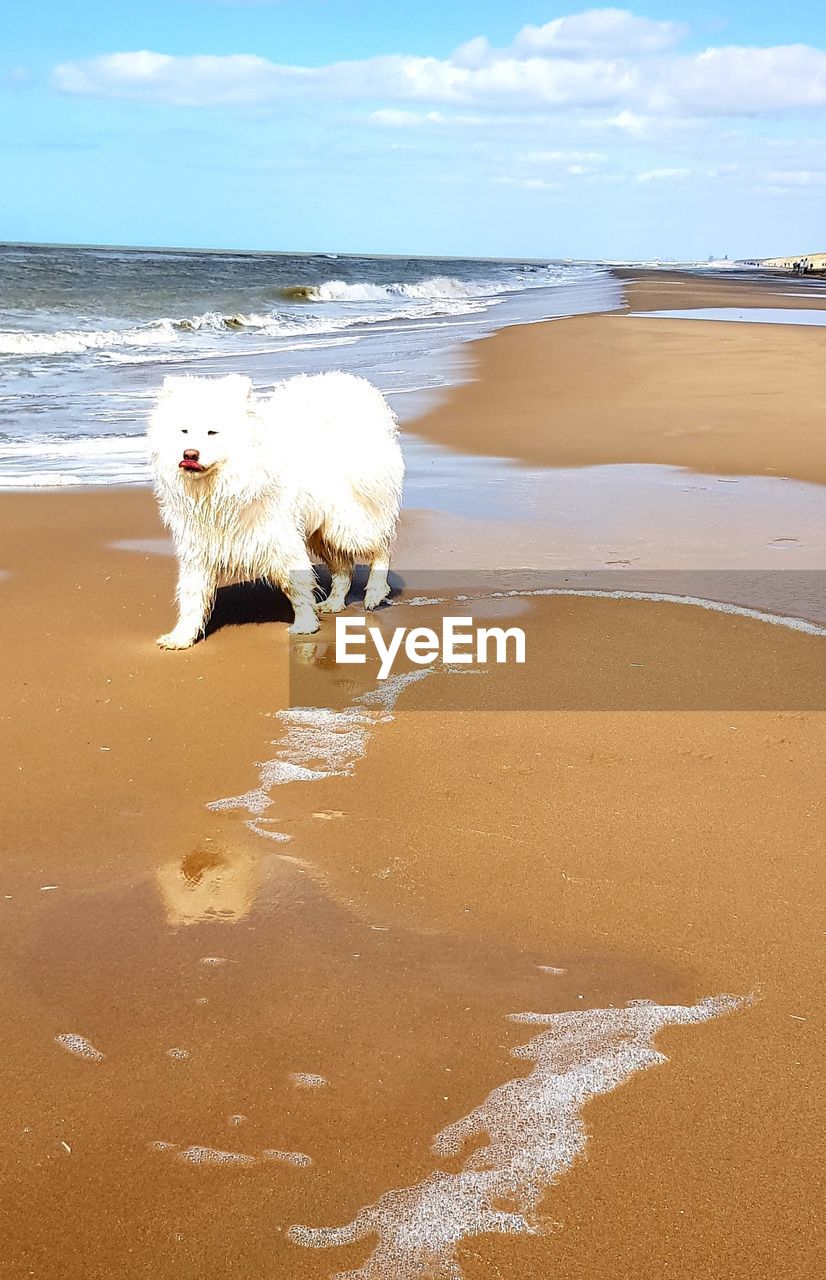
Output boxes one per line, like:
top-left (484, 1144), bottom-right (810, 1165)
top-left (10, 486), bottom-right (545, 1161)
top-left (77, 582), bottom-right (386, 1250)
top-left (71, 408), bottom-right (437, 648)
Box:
top-left (157, 630), bottom-right (197, 650)
top-left (317, 596), bottom-right (346, 615)
top-left (289, 613), bottom-right (320, 636)
top-left (364, 591), bottom-right (389, 611)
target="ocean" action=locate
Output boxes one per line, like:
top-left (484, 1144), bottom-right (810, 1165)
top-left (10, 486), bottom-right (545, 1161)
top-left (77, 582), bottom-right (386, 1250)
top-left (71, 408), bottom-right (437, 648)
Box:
top-left (0, 243), bottom-right (618, 487)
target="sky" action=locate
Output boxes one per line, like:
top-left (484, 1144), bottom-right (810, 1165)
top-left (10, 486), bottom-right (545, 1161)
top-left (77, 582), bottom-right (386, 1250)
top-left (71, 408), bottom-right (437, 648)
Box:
top-left (2, 1), bottom-right (826, 259)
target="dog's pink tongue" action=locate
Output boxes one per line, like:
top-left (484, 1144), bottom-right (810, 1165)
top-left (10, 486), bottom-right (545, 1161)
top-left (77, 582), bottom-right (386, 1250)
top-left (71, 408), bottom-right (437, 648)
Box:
top-left (179, 460), bottom-right (204, 472)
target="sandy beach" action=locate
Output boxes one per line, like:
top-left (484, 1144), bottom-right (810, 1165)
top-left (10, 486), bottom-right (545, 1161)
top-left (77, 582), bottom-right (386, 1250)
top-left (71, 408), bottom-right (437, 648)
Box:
top-left (413, 270), bottom-right (826, 484)
top-left (1, 268), bottom-right (824, 1279)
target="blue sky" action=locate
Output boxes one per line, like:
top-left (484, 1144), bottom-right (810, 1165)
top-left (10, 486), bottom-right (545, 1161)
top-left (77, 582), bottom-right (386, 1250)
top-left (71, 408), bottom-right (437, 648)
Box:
top-left (2, 2), bottom-right (826, 258)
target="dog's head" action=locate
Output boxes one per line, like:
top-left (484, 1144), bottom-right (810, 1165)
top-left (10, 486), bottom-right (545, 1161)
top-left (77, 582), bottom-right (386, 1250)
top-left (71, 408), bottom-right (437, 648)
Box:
top-left (148, 374), bottom-right (256, 482)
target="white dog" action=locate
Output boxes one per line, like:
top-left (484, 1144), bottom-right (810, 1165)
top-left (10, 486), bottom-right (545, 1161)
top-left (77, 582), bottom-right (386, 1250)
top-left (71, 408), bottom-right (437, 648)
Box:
top-left (147, 371), bottom-right (403, 648)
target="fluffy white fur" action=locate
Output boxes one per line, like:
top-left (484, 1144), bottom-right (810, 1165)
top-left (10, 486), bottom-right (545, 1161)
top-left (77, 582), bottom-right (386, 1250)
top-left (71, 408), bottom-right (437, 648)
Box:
top-left (147, 371), bottom-right (404, 647)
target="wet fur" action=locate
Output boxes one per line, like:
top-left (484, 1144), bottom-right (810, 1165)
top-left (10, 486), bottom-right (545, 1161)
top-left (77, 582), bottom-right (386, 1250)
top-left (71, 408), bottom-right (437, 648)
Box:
top-left (147, 371), bottom-right (403, 647)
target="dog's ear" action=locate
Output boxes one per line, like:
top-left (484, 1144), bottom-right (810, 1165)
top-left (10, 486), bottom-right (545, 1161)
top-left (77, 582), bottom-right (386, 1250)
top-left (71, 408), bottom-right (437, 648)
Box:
top-left (221, 374), bottom-right (253, 402)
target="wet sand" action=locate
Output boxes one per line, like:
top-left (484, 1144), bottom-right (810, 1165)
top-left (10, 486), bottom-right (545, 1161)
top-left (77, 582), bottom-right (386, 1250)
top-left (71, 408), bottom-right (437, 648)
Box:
top-left (1, 270), bottom-right (824, 1278)
top-left (412, 270), bottom-right (826, 486)
top-left (616, 265), bottom-right (826, 314)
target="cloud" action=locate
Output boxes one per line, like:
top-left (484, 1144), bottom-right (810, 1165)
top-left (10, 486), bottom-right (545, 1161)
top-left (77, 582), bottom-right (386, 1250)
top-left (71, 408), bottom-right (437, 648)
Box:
top-left (53, 50), bottom-right (315, 107)
top-left (668, 45), bottom-right (826, 114)
top-left (524, 149), bottom-right (607, 164)
top-left (494, 176), bottom-right (560, 191)
top-left (52, 10), bottom-right (826, 120)
top-left (599, 109), bottom-right (649, 134)
top-left (368, 109), bottom-right (488, 129)
top-left (455, 8), bottom-right (687, 66)
top-left (761, 168), bottom-right (826, 187)
top-left (53, 48), bottom-right (641, 111)
top-left (637, 167), bottom-right (692, 182)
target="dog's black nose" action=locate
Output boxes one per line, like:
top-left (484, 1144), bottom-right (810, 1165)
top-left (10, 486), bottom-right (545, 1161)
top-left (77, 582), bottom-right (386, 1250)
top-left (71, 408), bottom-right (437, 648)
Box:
top-left (182, 449), bottom-right (200, 462)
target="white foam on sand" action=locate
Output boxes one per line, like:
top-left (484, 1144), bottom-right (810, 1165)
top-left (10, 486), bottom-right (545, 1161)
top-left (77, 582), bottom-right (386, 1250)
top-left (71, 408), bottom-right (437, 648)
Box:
top-left (503, 587), bottom-right (826, 638)
top-left (446, 586), bottom-right (826, 636)
top-left (289, 1072), bottom-right (328, 1089)
top-left (151, 1140), bottom-right (313, 1168)
top-left (54, 1033), bottom-right (105, 1062)
top-left (289, 994), bottom-right (750, 1280)
top-left (208, 585), bottom-right (822, 849)
top-left (263, 1148), bottom-right (315, 1167)
top-left (179, 1145), bottom-right (256, 1166)
top-left (207, 671), bottom-right (433, 828)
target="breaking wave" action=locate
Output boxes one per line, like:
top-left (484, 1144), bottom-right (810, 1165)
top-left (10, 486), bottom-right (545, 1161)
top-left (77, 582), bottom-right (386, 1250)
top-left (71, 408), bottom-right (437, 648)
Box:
top-left (1, 250), bottom-right (620, 487)
top-left (278, 275), bottom-right (519, 304)
top-left (0, 264), bottom-right (607, 376)
top-left (0, 288), bottom-right (495, 362)
top-left (0, 321), bottom-right (177, 358)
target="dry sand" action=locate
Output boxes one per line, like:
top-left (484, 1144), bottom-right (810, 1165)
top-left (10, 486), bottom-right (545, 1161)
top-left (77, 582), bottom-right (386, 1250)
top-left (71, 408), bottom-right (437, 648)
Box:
top-left (0, 270), bottom-right (823, 1278)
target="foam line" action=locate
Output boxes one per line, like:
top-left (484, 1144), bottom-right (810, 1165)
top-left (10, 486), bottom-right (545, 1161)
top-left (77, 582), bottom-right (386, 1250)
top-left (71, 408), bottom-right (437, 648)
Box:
top-left (207, 670), bottom-right (433, 820)
top-left (289, 1072), bottom-right (328, 1089)
top-left (494, 586), bottom-right (826, 638)
top-left (263, 1149), bottom-right (314, 1167)
top-left (179, 1146), bottom-right (256, 1166)
top-left (404, 584), bottom-right (825, 636)
top-left (150, 1141), bottom-right (313, 1168)
top-left (289, 995), bottom-right (751, 1280)
top-left (207, 584), bottom-right (822, 837)
top-left (54, 1033), bottom-right (105, 1062)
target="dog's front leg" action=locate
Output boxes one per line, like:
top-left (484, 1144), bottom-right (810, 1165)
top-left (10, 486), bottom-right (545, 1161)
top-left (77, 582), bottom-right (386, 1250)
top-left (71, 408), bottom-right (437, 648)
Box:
top-left (275, 549), bottom-right (320, 635)
top-left (157, 558), bottom-right (216, 650)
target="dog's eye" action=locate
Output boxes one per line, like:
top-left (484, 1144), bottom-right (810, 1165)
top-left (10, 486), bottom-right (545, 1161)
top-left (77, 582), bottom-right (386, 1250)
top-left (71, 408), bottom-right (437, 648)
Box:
top-left (207, 430), bottom-right (218, 436)
top-left (181, 429), bottom-right (188, 435)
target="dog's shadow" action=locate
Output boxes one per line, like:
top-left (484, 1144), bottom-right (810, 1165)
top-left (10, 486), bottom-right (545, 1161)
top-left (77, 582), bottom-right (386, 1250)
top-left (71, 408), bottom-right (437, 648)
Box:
top-left (205, 566), bottom-right (404, 636)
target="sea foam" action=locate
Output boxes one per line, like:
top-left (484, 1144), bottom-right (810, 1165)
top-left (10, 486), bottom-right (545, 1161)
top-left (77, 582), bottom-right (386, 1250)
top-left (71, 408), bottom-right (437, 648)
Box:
top-left (289, 994), bottom-right (750, 1279)
top-left (282, 276), bottom-right (512, 304)
top-left (150, 1141), bottom-right (313, 1168)
top-left (207, 670), bottom-right (432, 829)
top-left (54, 1033), bottom-right (105, 1062)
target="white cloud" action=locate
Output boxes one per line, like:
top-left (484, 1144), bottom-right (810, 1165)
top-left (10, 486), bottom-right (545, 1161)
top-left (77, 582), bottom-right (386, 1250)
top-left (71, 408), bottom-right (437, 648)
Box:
top-left (52, 11), bottom-right (826, 121)
top-left (53, 47), bottom-right (643, 111)
top-left (761, 168), bottom-right (826, 187)
top-left (509, 9), bottom-right (687, 59)
top-left (524, 149), bottom-right (607, 164)
top-left (600, 109), bottom-right (650, 134)
top-left (369, 109), bottom-right (444, 128)
top-left (53, 50), bottom-right (314, 107)
top-left (495, 176), bottom-right (560, 191)
top-left (637, 167), bottom-right (692, 182)
top-left (454, 9), bottom-right (685, 68)
top-left (659, 44), bottom-right (826, 115)
top-left (368, 108), bottom-right (488, 129)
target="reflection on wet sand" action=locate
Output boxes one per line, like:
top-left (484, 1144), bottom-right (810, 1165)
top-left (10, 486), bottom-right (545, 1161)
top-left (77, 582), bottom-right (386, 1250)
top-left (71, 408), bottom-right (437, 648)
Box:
top-left (155, 844), bottom-right (264, 926)
top-left (9, 794), bottom-right (683, 1280)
